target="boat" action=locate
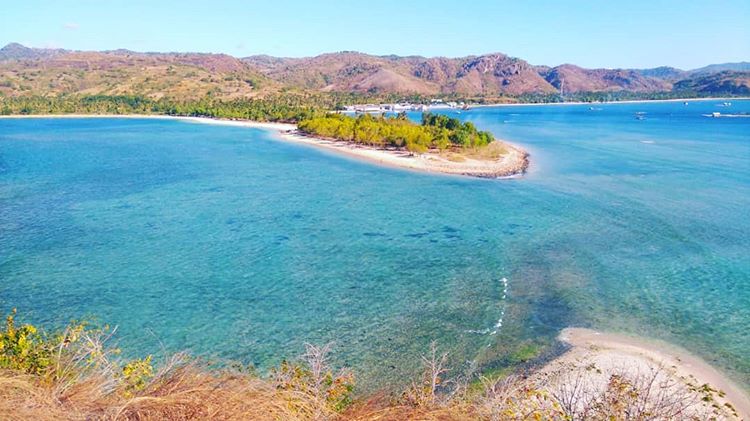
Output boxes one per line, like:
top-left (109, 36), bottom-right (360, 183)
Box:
top-left (703, 112), bottom-right (750, 118)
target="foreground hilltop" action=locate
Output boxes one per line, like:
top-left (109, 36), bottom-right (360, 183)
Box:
top-left (1, 310), bottom-right (746, 420)
top-left (1, 42), bottom-right (749, 100)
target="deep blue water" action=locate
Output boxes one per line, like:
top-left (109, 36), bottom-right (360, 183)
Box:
top-left (1, 100), bottom-right (749, 390)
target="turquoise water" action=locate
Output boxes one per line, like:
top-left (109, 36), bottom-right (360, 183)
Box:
top-left (1, 100), bottom-right (749, 391)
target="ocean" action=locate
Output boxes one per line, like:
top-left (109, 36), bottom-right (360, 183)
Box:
top-left (1, 99), bottom-right (748, 390)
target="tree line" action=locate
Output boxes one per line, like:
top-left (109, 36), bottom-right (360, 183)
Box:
top-left (0, 93), bottom-right (470, 120)
top-left (0, 94), bottom-right (332, 122)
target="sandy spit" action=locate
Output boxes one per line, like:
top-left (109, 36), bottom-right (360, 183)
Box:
top-left (1, 114), bottom-right (529, 179)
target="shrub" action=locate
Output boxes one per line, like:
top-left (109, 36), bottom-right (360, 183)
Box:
top-left (0, 309), bottom-right (52, 375)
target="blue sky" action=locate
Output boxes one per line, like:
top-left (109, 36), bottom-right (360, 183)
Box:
top-left (1, 0), bottom-right (748, 69)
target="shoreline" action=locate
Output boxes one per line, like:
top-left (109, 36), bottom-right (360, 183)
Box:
top-left (460, 96), bottom-right (750, 109)
top-left (0, 114), bottom-right (529, 179)
top-left (278, 130), bottom-right (529, 179)
top-left (341, 96), bottom-right (749, 112)
top-left (544, 328), bottom-right (750, 419)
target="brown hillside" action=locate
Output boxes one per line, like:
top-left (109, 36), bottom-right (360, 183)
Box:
top-left (243, 51), bottom-right (557, 95)
top-left (2, 43), bottom-right (748, 99)
top-left (542, 64), bottom-right (672, 92)
top-left (0, 49), bottom-right (273, 99)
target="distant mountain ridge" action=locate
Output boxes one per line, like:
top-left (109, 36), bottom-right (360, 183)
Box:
top-left (689, 62), bottom-right (750, 75)
top-left (0, 42), bottom-right (65, 61)
top-left (1, 43), bottom-right (748, 99)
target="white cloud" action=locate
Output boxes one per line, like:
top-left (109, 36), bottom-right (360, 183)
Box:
top-left (63, 22), bottom-right (80, 31)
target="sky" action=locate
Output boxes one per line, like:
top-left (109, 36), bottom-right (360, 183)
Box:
top-left (1, 0), bottom-right (749, 69)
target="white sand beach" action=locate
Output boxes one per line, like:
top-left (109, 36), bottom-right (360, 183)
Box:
top-left (539, 328), bottom-right (750, 420)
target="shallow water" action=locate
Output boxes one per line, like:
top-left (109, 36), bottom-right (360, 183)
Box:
top-left (1, 100), bottom-right (749, 390)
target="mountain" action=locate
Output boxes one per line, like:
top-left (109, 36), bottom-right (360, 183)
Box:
top-left (633, 66), bottom-right (687, 81)
top-left (540, 64), bottom-right (672, 92)
top-left (243, 52), bottom-right (438, 94)
top-left (690, 62), bottom-right (750, 75)
top-left (450, 54), bottom-right (555, 95)
top-left (673, 71), bottom-right (750, 95)
top-left (1, 43), bottom-right (748, 99)
top-left (0, 45), bottom-right (271, 99)
top-left (0, 42), bottom-right (64, 61)
top-left (241, 52), bottom-right (555, 95)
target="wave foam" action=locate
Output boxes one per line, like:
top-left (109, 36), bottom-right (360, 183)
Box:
top-left (467, 277), bottom-right (508, 336)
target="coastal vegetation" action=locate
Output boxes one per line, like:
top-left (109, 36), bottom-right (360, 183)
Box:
top-left (513, 89), bottom-right (742, 104)
top-left (0, 94), bottom-right (331, 122)
top-left (1, 310), bottom-right (739, 420)
top-left (3, 88), bottom-right (744, 129)
top-left (297, 113), bottom-right (494, 153)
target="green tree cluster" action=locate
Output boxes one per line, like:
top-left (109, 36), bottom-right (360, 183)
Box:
top-left (421, 112), bottom-right (494, 147)
top-left (298, 112), bottom-right (493, 153)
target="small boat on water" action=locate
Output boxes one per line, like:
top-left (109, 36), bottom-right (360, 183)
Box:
top-left (716, 102), bottom-right (732, 107)
top-left (703, 111), bottom-right (750, 118)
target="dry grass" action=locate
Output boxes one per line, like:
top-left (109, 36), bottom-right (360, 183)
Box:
top-left (0, 354), bottom-right (740, 421)
top-left (462, 142), bottom-right (510, 160)
top-left (0, 364), bottom-right (331, 420)
top-left (0, 313), bottom-right (740, 420)
top-left (438, 142), bottom-right (510, 162)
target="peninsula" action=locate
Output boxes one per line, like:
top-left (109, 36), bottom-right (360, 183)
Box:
top-left (193, 117), bottom-right (529, 179)
top-left (0, 112), bottom-right (530, 178)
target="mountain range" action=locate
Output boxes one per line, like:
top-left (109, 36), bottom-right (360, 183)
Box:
top-left (1, 42), bottom-right (748, 100)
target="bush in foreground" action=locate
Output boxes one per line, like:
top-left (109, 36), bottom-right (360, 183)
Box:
top-left (0, 311), bottom-right (739, 420)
